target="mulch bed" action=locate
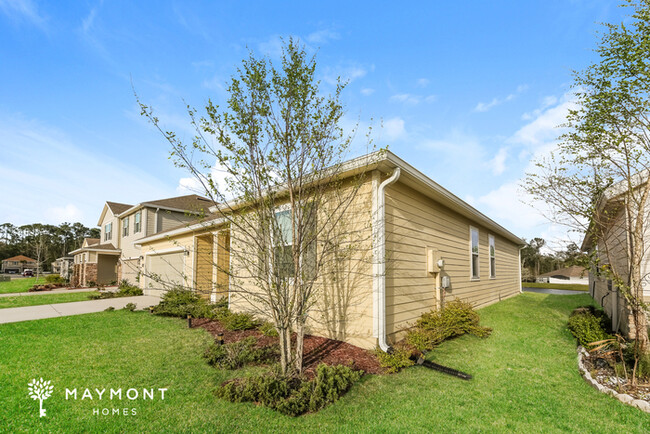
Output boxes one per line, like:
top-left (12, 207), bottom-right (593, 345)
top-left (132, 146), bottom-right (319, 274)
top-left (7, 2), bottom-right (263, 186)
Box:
top-left (582, 350), bottom-right (650, 402)
top-left (192, 318), bottom-right (384, 376)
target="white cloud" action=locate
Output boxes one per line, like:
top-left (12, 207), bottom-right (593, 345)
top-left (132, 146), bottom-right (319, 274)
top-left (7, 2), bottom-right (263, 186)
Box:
top-left (416, 78), bottom-right (429, 88)
top-left (390, 93), bottom-right (436, 105)
top-left (383, 117), bottom-right (405, 141)
top-left (390, 93), bottom-right (420, 105)
top-left (0, 116), bottom-right (175, 227)
top-left (307, 28), bottom-right (339, 44)
top-left (474, 84), bottom-right (528, 112)
top-left (0, 0), bottom-right (46, 28)
top-left (46, 204), bottom-right (83, 224)
top-left (489, 147), bottom-right (508, 175)
top-left (81, 4), bottom-right (99, 34)
top-left (509, 93), bottom-right (576, 147)
top-left (360, 88), bottom-right (375, 96)
top-left (322, 63), bottom-right (369, 86)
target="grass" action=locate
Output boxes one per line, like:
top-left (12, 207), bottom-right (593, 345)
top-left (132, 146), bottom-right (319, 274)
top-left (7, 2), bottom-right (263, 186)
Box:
top-left (1, 293), bottom-right (649, 432)
top-left (0, 291), bottom-right (97, 309)
top-left (0, 276), bottom-right (48, 294)
top-left (522, 281), bottom-right (589, 291)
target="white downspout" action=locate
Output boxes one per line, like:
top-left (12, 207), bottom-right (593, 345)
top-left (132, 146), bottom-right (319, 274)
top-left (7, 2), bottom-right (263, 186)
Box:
top-left (373, 168), bottom-right (401, 352)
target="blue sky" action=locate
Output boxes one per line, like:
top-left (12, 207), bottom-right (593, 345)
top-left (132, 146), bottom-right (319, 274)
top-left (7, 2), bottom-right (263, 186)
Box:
top-left (0, 0), bottom-right (629, 248)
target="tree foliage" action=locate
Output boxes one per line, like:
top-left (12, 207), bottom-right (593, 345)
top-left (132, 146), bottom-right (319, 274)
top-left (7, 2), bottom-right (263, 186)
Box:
top-left (0, 222), bottom-right (99, 270)
top-left (140, 38), bottom-right (375, 376)
top-left (523, 0), bottom-right (650, 380)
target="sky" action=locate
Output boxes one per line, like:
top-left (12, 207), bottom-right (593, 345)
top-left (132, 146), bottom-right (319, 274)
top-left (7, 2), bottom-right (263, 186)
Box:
top-left (0, 0), bottom-right (631, 250)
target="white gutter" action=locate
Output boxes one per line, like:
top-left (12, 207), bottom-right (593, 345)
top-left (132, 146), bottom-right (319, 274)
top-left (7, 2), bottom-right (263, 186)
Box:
top-left (134, 217), bottom-right (225, 246)
top-left (373, 168), bottom-right (401, 352)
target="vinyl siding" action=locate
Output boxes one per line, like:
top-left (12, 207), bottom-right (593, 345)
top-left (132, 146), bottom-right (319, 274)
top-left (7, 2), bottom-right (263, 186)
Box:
top-left (384, 180), bottom-right (520, 340)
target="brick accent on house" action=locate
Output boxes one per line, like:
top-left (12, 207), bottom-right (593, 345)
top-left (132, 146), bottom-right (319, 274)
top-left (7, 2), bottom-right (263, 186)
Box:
top-left (85, 263), bottom-right (98, 286)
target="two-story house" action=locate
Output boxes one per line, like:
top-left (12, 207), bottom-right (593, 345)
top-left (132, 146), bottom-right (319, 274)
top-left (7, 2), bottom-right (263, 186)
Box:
top-left (1, 255), bottom-right (39, 274)
top-left (70, 195), bottom-right (210, 286)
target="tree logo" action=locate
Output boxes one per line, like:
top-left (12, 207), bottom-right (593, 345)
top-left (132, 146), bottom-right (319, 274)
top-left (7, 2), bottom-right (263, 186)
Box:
top-left (28, 378), bottom-right (53, 417)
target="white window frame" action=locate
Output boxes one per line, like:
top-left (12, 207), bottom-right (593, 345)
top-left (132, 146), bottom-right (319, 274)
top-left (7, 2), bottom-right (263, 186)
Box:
top-left (470, 225), bottom-right (479, 280)
top-left (122, 217), bottom-right (129, 237)
top-left (104, 222), bottom-right (112, 241)
top-left (134, 211), bottom-right (142, 233)
top-left (489, 234), bottom-right (496, 279)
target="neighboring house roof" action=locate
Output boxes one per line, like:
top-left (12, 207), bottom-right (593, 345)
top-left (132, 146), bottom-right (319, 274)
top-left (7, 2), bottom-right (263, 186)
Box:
top-left (69, 242), bottom-right (121, 255)
top-left (137, 150), bottom-right (523, 246)
top-left (2, 255), bottom-right (36, 262)
top-left (106, 201), bottom-right (133, 215)
top-left (83, 238), bottom-right (100, 247)
top-left (117, 194), bottom-right (211, 217)
top-left (539, 265), bottom-right (587, 279)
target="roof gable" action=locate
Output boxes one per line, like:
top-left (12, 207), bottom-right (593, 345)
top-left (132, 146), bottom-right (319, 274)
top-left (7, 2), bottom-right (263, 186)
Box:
top-left (2, 255), bottom-right (36, 262)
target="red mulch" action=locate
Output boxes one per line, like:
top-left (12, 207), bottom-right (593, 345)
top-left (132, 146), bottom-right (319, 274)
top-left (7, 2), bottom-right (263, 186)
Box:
top-left (192, 318), bottom-right (384, 376)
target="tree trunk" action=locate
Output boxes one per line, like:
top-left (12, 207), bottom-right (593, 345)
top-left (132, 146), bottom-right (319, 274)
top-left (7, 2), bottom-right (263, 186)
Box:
top-left (294, 320), bottom-right (305, 373)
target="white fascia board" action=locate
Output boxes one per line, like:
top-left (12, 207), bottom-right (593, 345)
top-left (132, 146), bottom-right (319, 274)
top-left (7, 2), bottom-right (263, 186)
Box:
top-left (135, 217), bottom-right (226, 246)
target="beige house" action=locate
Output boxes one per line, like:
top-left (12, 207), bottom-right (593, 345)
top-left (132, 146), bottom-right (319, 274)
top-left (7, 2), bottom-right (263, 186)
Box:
top-left (136, 151), bottom-right (524, 350)
top-left (1, 255), bottom-right (39, 274)
top-left (51, 256), bottom-right (74, 279)
top-left (581, 176), bottom-right (650, 336)
top-left (70, 195), bottom-right (210, 286)
top-left (537, 265), bottom-right (588, 285)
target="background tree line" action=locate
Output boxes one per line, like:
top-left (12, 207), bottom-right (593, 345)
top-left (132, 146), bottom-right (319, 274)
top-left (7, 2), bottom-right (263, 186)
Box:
top-left (520, 238), bottom-right (587, 281)
top-left (0, 222), bottom-right (100, 271)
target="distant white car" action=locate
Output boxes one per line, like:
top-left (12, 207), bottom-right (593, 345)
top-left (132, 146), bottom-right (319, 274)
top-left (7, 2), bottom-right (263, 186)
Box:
top-left (23, 269), bottom-right (34, 277)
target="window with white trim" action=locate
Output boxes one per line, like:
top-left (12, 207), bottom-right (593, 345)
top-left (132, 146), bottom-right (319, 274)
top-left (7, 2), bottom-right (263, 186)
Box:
top-left (489, 234), bottom-right (496, 278)
top-left (104, 222), bottom-right (112, 241)
top-left (122, 217), bottom-right (129, 237)
top-left (134, 211), bottom-right (141, 233)
top-left (272, 204), bottom-right (317, 280)
top-left (470, 226), bottom-right (479, 279)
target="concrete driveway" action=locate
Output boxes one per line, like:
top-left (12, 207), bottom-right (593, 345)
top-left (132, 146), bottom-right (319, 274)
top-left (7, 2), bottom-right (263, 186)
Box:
top-left (0, 295), bottom-right (161, 324)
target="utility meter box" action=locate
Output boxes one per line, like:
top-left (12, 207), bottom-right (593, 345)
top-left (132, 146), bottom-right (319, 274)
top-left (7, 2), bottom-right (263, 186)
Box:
top-left (441, 275), bottom-right (451, 289)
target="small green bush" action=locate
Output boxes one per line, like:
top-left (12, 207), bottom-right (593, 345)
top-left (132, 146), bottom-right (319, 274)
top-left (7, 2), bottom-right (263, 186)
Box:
top-left (217, 364), bottom-right (362, 416)
top-left (259, 321), bottom-right (279, 337)
top-left (375, 345), bottom-right (415, 373)
top-left (45, 274), bottom-right (66, 284)
top-left (222, 312), bottom-right (260, 331)
top-left (104, 306), bottom-right (115, 312)
top-left (118, 281), bottom-right (143, 296)
top-left (204, 337), bottom-right (277, 370)
top-left (153, 288), bottom-right (211, 318)
top-left (405, 299), bottom-right (492, 352)
top-left (123, 302), bottom-right (137, 311)
top-left (567, 307), bottom-right (612, 348)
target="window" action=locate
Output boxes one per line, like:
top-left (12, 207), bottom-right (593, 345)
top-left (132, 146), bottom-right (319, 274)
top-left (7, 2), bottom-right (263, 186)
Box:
top-left (122, 217), bottom-right (129, 237)
top-left (470, 226), bottom-right (479, 279)
top-left (272, 205), bottom-right (317, 280)
top-left (489, 235), bottom-right (496, 278)
top-left (104, 222), bottom-right (112, 241)
top-left (134, 211), bottom-right (141, 233)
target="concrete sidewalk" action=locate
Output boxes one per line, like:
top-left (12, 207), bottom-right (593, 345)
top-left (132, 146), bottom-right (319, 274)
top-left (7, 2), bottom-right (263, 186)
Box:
top-left (0, 295), bottom-right (161, 324)
top-left (0, 288), bottom-right (99, 298)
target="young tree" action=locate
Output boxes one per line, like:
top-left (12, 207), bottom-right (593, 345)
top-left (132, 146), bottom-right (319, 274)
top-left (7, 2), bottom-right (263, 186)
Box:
top-left (140, 39), bottom-right (374, 376)
top-left (524, 0), bottom-right (650, 381)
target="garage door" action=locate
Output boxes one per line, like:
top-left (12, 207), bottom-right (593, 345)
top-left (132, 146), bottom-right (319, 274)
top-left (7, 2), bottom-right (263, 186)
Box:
top-left (145, 252), bottom-right (186, 289)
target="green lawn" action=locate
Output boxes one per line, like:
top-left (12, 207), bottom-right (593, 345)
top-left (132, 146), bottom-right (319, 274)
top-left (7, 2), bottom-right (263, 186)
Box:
top-left (0, 291), bottom-right (97, 309)
top-left (522, 281), bottom-right (589, 291)
top-left (1, 293), bottom-right (648, 432)
top-left (0, 276), bottom-right (48, 294)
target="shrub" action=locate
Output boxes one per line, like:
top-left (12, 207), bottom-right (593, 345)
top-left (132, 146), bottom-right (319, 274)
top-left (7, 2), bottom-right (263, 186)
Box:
top-left (204, 337), bottom-right (278, 370)
top-left (89, 284), bottom-right (143, 300)
top-left (104, 306), bottom-right (115, 311)
top-left (153, 288), bottom-right (211, 318)
top-left (405, 299), bottom-right (492, 352)
top-left (117, 282), bottom-right (143, 296)
top-left (259, 321), bottom-right (279, 337)
top-left (45, 274), bottom-right (66, 284)
top-left (123, 302), bottom-right (137, 311)
top-left (568, 307), bottom-right (612, 348)
top-left (375, 345), bottom-right (415, 373)
top-left (217, 364), bottom-right (362, 416)
top-left (87, 281), bottom-right (97, 288)
top-left (222, 312), bottom-right (260, 331)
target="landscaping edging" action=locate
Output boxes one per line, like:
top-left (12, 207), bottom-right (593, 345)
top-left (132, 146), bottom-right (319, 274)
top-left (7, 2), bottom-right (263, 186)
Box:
top-left (577, 346), bottom-right (650, 413)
